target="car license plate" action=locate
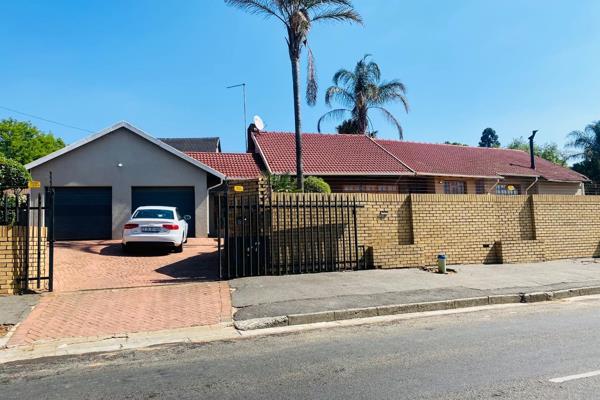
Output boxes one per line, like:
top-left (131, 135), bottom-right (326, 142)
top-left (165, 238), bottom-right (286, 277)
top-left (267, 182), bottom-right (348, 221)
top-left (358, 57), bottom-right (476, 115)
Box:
top-left (141, 227), bottom-right (161, 233)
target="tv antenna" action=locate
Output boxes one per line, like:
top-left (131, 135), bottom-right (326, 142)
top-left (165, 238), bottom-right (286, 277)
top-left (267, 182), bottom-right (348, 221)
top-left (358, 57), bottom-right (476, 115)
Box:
top-left (226, 83), bottom-right (247, 148)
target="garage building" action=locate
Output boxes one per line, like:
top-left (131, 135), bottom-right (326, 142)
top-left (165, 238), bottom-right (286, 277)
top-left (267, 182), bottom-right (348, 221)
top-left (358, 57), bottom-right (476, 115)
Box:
top-left (25, 121), bottom-right (225, 240)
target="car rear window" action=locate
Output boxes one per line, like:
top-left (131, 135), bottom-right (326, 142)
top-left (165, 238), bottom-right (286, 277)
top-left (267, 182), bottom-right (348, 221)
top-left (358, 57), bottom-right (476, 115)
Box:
top-left (133, 209), bottom-right (174, 220)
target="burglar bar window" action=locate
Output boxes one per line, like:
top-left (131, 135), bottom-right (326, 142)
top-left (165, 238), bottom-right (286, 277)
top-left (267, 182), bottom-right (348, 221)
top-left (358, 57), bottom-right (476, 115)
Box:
top-left (476, 180), bottom-right (485, 194)
top-left (496, 184), bottom-right (520, 195)
top-left (443, 181), bottom-right (466, 194)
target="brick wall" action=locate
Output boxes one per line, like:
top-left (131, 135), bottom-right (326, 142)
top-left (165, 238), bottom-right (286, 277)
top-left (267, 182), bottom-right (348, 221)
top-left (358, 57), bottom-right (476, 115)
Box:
top-left (355, 193), bottom-right (600, 268)
top-left (269, 193), bottom-right (600, 269)
top-left (0, 226), bottom-right (47, 296)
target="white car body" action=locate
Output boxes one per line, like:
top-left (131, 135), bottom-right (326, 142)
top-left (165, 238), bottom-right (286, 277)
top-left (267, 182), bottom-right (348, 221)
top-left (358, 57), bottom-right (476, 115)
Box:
top-left (122, 206), bottom-right (189, 251)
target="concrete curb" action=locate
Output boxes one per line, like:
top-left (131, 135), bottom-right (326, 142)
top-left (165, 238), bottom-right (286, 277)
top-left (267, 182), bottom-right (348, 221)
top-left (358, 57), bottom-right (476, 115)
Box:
top-left (233, 285), bottom-right (600, 331)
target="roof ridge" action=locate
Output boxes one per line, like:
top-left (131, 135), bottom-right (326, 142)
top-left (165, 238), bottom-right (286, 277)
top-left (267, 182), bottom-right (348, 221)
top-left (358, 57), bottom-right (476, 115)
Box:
top-left (368, 136), bottom-right (416, 174)
top-left (378, 138), bottom-right (541, 153)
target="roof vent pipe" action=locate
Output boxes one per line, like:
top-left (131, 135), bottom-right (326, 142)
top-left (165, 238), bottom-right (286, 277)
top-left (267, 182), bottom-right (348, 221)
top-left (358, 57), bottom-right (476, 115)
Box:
top-left (528, 130), bottom-right (538, 169)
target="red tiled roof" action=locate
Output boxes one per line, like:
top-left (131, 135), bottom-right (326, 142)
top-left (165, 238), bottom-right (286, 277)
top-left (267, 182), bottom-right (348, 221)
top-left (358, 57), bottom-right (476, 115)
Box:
top-left (186, 152), bottom-right (263, 179)
top-left (251, 131), bottom-right (586, 182)
top-left (377, 140), bottom-right (587, 182)
top-left (252, 132), bottom-right (413, 175)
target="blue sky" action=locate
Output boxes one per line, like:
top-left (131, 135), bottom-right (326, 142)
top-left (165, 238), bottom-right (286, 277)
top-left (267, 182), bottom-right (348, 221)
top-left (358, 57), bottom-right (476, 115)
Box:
top-left (2, 0), bottom-right (600, 153)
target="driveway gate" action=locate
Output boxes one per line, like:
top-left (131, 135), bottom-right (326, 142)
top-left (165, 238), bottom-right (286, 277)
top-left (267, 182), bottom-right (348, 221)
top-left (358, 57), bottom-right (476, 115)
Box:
top-left (0, 187), bottom-right (55, 293)
top-left (217, 193), bottom-right (365, 279)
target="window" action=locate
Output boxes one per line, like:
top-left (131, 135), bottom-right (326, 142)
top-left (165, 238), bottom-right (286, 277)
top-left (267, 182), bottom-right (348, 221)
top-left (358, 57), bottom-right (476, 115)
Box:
top-left (443, 181), bottom-right (466, 194)
top-left (496, 184), bottom-right (520, 195)
top-left (342, 185), bottom-right (361, 193)
top-left (342, 184), bottom-right (398, 193)
top-left (476, 180), bottom-right (485, 194)
top-left (133, 209), bottom-right (174, 220)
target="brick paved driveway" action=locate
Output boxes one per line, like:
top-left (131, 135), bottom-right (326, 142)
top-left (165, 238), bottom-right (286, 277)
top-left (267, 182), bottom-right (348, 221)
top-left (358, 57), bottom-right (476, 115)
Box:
top-left (8, 239), bottom-right (232, 347)
top-left (54, 239), bottom-right (220, 292)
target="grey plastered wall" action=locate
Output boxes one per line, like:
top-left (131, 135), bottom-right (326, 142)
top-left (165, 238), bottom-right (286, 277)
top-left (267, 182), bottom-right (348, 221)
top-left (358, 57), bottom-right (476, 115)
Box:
top-left (28, 127), bottom-right (211, 238)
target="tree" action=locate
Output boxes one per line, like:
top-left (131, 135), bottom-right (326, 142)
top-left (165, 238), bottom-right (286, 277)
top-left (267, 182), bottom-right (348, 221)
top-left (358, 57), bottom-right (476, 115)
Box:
top-left (566, 121), bottom-right (600, 181)
top-left (0, 118), bottom-right (65, 165)
top-left (444, 141), bottom-right (467, 146)
top-left (318, 55), bottom-right (409, 139)
top-left (225, 0), bottom-right (362, 191)
top-left (507, 137), bottom-right (567, 166)
top-left (0, 154), bottom-right (31, 188)
top-left (479, 127), bottom-right (500, 148)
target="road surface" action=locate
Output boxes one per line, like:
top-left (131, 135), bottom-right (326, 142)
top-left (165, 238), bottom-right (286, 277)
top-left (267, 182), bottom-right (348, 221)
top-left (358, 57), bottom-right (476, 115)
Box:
top-left (2, 297), bottom-right (600, 399)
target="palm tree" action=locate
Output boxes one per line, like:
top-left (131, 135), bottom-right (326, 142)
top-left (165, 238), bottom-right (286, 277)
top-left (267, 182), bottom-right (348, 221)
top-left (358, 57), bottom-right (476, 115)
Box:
top-left (566, 121), bottom-right (600, 181)
top-left (318, 54), bottom-right (409, 139)
top-left (225, 0), bottom-right (362, 191)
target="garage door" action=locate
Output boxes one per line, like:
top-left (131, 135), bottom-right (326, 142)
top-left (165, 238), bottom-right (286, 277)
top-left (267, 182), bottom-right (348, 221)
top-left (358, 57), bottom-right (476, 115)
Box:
top-left (131, 187), bottom-right (195, 237)
top-left (53, 187), bottom-right (112, 240)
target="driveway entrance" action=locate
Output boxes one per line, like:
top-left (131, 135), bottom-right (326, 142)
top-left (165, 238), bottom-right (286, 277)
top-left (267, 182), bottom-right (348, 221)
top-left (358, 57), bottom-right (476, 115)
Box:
top-left (8, 239), bottom-right (231, 347)
top-left (54, 239), bottom-right (219, 292)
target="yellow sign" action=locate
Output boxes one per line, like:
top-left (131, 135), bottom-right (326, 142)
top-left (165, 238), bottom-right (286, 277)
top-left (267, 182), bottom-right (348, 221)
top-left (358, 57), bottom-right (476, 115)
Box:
top-left (28, 181), bottom-right (41, 189)
top-left (233, 185), bottom-right (244, 192)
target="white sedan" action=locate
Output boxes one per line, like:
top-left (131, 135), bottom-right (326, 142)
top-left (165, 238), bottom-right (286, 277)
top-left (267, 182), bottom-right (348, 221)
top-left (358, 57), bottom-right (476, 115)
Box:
top-left (122, 206), bottom-right (190, 252)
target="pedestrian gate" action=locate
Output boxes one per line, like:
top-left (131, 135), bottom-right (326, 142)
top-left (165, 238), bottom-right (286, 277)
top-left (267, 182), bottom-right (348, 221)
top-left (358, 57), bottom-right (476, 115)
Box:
top-left (217, 193), bottom-right (365, 279)
top-left (0, 187), bottom-right (55, 292)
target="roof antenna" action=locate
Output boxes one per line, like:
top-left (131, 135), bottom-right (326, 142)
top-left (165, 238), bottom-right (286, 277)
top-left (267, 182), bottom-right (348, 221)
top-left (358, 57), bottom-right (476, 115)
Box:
top-left (226, 83), bottom-right (247, 148)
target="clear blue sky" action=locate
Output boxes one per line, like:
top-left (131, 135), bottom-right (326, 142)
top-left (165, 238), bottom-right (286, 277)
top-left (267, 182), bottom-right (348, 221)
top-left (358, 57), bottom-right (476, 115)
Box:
top-left (2, 0), bottom-right (600, 153)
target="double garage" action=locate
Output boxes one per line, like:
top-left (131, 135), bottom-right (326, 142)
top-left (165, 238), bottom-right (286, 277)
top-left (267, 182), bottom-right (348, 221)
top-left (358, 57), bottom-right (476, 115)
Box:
top-left (52, 186), bottom-right (196, 240)
top-left (25, 122), bottom-right (225, 240)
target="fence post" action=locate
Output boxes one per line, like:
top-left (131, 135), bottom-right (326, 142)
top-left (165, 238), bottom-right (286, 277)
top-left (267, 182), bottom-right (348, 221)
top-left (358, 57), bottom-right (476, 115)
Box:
top-left (47, 187), bottom-right (55, 292)
top-left (23, 194), bottom-right (30, 293)
top-left (353, 197), bottom-right (360, 270)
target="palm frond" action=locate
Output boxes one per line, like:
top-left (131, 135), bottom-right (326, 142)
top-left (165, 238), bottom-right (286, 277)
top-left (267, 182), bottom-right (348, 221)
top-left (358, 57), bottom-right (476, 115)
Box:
top-left (317, 108), bottom-right (351, 132)
top-left (372, 106), bottom-right (403, 140)
top-left (306, 46), bottom-right (318, 106)
top-left (311, 7), bottom-right (363, 24)
top-left (225, 0), bottom-right (287, 24)
top-left (374, 81), bottom-right (409, 112)
top-left (332, 68), bottom-right (355, 87)
top-left (324, 86), bottom-right (355, 107)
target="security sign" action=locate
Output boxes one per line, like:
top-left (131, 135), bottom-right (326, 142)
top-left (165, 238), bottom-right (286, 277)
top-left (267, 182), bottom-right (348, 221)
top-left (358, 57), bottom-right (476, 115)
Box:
top-left (233, 185), bottom-right (244, 192)
top-left (27, 180), bottom-right (41, 189)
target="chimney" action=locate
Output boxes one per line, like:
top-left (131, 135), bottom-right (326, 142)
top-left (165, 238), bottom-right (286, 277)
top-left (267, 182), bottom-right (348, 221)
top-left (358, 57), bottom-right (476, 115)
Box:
top-left (247, 123), bottom-right (259, 153)
top-left (528, 130), bottom-right (538, 169)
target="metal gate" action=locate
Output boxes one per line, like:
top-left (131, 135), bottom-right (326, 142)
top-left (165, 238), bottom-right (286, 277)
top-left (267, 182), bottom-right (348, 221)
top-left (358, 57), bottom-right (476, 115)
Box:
top-left (0, 187), bottom-right (55, 293)
top-left (217, 193), bottom-right (365, 279)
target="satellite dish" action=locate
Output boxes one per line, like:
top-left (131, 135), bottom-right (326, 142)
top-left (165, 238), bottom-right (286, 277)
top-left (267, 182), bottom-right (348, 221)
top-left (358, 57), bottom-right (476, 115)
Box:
top-left (253, 115), bottom-right (265, 131)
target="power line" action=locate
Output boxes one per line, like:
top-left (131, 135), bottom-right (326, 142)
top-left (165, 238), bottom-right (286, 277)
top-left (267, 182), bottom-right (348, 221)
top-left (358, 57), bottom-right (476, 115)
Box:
top-left (0, 105), bottom-right (95, 133)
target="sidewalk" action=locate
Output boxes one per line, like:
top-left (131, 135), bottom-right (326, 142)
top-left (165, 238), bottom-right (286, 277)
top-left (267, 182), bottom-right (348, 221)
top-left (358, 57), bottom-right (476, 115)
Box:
top-left (231, 258), bottom-right (600, 328)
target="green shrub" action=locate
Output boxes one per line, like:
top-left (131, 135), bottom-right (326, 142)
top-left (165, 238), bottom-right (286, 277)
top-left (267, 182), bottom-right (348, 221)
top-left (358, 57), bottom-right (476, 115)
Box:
top-left (0, 154), bottom-right (30, 188)
top-left (268, 173), bottom-right (297, 193)
top-left (304, 176), bottom-right (331, 193)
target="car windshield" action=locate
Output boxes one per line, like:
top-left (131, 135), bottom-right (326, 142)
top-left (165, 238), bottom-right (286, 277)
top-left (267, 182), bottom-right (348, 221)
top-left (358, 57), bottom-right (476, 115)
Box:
top-left (133, 209), bottom-right (174, 220)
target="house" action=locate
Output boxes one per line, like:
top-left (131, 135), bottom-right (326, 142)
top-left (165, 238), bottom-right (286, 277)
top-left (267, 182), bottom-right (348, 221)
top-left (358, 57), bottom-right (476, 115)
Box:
top-left (248, 130), bottom-right (587, 195)
top-left (24, 120), bottom-right (586, 241)
top-left (25, 122), bottom-right (226, 240)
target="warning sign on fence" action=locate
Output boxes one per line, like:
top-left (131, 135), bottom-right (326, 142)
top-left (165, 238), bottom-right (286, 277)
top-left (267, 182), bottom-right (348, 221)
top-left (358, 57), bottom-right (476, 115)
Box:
top-left (27, 180), bottom-right (41, 189)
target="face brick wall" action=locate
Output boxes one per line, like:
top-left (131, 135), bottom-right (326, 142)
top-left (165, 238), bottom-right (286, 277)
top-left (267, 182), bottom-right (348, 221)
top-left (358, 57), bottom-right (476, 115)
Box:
top-left (0, 226), bottom-right (48, 295)
top-left (264, 193), bottom-right (600, 269)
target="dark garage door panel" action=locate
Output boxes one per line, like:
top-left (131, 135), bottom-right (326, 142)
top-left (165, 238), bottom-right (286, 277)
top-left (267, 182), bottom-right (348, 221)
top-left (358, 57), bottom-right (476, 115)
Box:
top-left (54, 187), bottom-right (112, 240)
top-left (131, 187), bottom-right (195, 237)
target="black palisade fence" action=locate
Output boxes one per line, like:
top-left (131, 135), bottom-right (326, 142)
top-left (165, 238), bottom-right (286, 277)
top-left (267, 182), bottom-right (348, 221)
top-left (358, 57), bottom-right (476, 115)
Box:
top-left (217, 192), bottom-right (366, 279)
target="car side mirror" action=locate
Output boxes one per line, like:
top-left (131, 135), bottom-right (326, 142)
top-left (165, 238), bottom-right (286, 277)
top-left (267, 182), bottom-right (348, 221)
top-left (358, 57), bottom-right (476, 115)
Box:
top-left (184, 215), bottom-right (192, 221)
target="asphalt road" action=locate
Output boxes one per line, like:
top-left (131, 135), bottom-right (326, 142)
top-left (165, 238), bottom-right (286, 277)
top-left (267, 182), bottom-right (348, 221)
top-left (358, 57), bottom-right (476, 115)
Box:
top-left (3, 297), bottom-right (600, 399)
